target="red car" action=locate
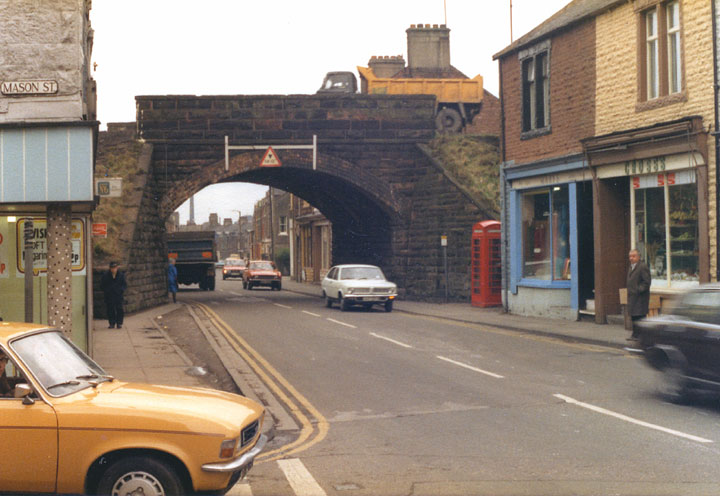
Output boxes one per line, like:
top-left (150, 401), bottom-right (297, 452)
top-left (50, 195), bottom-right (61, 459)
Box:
top-left (243, 260), bottom-right (282, 291)
top-left (222, 258), bottom-right (247, 280)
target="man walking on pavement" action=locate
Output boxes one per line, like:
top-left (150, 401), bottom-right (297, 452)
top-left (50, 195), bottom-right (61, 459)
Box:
top-left (101, 261), bottom-right (127, 329)
top-left (627, 248), bottom-right (651, 341)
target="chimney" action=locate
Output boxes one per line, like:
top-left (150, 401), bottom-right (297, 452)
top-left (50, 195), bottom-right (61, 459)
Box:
top-left (406, 24), bottom-right (450, 71)
top-left (368, 55), bottom-right (406, 78)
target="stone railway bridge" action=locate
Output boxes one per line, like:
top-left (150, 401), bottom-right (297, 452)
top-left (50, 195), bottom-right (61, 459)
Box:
top-left (100, 93), bottom-right (494, 314)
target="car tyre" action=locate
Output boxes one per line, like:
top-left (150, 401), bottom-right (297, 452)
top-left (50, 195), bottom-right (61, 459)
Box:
top-left (384, 300), bottom-right (393, 313)
top-left (658, 366), bottom-right (696, 403)
top-left (96, 456), bottom-right (184, 496)
top-left (340, 295), bottom-right (350, 312)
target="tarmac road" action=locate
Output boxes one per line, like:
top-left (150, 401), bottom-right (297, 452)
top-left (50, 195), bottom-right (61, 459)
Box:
top-left (168, 278), bottom-right (720, 496)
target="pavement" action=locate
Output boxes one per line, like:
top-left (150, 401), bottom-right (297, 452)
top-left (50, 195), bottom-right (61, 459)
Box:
top-left (91, 280), bottom-right (632, 438)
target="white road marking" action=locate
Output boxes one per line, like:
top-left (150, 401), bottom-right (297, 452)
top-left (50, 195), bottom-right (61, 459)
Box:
top-left (370, 332), bottom-right (413, 348)
top-left (554, 394), bottom-right (713, 443)
top-left (277, 458), bottom-right (327, 496)
top-left (226, 480), bottom-right (253, 496)
top-left (274, 303), bottom-right (293, 309)
top-left (436, 356), bottom-right (504, 378)
top-left (230, 291), bottom-right (243, 296)
top-left (302, 310), bottom-right (321, 317)
top-left (326, 318), bottom-right (357, 328)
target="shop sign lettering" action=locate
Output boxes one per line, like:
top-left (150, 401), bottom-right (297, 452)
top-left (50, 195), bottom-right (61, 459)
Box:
top-left (624, 156), bottom-right (666, 175)
top-left (15, 218), bottom-right (85, 274)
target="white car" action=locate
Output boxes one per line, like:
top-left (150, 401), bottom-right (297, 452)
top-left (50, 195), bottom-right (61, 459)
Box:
top-left (322, 265), bottom-right (398, 312)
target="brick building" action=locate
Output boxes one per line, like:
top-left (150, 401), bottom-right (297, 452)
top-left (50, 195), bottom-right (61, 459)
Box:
top-left (496, 0), bottom-right (715, 322)
top-left (251, 189), bottom-right (290, 272)
top-left (289, 195), bottom-right (332, 283)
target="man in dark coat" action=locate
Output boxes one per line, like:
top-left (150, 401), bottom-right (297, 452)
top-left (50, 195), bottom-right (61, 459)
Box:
top-left (100, 261), bottom-right (127, 329)
top-left (627, 249), bottom-right (651, 340)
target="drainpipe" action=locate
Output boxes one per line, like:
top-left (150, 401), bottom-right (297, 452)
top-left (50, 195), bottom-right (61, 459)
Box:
top-left (499, 58), bottom-right (509, 313)
top-left (712, 0), bottom-right (720, 280)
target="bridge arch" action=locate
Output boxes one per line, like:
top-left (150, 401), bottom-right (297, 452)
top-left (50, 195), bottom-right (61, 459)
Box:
top-left (160, 150), bottom-right (407, 266)
top-left (108, 93), bottom-right (490, 316)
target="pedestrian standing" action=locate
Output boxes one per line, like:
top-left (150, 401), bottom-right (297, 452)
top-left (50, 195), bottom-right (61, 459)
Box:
top-left (168, 257), bottom-right (178, 303)
top-left (627, 248), bottom-right (651, 340)
top-left (101, 261), bottom-right (127, 329)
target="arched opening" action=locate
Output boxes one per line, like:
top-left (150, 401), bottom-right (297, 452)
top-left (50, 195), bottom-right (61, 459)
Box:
top-left (165, 161), bottom-right (402, 288)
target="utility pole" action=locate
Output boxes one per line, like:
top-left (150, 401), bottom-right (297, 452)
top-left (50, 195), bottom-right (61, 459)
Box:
top-left (268, 188), bottom-right (275, 262)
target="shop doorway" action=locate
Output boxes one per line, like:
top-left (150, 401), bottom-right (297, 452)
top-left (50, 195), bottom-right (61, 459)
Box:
top-left (576, 181), bottom-right (595, 312)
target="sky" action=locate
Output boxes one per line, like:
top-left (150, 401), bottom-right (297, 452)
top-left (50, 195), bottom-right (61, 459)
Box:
top-left (91, 0), bottom-right (570, 224)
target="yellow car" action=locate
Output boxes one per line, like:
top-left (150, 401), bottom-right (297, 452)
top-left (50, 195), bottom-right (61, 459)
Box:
top-left (0, 323), bottom-right (266, 495)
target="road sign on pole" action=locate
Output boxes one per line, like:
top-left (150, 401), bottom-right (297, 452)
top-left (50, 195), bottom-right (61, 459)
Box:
top-left (260, 147), bottom-right (281, 167)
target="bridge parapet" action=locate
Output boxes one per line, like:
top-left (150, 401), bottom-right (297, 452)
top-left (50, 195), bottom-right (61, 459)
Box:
top-left (136, 94), bottom-right (436, 143)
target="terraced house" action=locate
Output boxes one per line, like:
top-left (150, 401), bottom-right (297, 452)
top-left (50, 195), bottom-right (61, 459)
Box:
top-left (496, 0), bottom-right (715, 324)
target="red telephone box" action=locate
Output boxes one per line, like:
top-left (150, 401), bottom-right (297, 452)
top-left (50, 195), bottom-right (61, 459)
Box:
top-left (471, 220), bottom-right (502, 307)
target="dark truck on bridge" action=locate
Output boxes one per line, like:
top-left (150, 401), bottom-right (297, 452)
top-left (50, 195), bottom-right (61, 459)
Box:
top-left (167, 231), bottom-right (217, 291)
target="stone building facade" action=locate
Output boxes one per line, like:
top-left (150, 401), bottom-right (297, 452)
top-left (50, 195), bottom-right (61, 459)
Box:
top-left (0, 0), bottom-right (97, 349)
top-left (497, 0), bottom-right (716, 323)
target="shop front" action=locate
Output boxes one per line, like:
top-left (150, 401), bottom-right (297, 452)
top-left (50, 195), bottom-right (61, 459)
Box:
top-left (0, 123), bottom-right (96, 349)
top-left (505, 154), bottom-right (595, 320)
top-left (584, 117), bottom-right (709, 323)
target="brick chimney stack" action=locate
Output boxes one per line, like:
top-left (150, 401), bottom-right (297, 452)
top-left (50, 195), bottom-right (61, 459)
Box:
top-left (406, 24), bottom-right (450, 70)
top-left (367, 55), bottom-right (406, 78)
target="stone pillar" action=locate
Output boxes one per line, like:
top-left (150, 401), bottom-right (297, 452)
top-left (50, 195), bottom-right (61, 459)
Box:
top-left (47, 204), bottom-right (73, 337)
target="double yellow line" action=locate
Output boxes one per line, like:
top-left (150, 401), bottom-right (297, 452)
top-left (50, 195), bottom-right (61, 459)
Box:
top-left (195, 303), bottom-right (329, 462)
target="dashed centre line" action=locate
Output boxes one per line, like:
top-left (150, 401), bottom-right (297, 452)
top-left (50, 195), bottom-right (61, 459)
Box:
top-left (554, 394), bottom-right (713, 443)
top-left (436, 355), bottom-right (504, 378)
top-left (274, 303), bottom-right (293, 309)
top-left (302, 310), bottom-right (321, 317)
top-left (326, 318), bottom-right (357, 329)
top-left (369, 332), bottom-right (413, 348)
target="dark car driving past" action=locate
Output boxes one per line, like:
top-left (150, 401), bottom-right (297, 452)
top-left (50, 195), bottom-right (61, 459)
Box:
top-left (635, 284), bottom-right (720, 402)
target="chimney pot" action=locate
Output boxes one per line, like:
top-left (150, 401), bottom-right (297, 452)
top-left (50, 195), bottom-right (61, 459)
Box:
top-left (406, 22), bottom-right (451, 70)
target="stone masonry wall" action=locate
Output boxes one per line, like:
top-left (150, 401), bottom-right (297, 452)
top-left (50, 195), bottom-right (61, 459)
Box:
top-left (595, 0), bottom-right (717, 277)
top-left (132, 93), bottom-right (491, 302)
top-left (500, 18), bottom-right (596, 165)
top-left (0, 0), bottom-right (90, 122)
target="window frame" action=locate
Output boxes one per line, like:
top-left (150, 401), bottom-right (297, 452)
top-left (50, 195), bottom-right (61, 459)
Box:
top-left (637, 0), bottom-right (684, 108)
top-left (519, 185), bottom-right (570, 282)
top-left (519, 40), bottom-right (551, 138)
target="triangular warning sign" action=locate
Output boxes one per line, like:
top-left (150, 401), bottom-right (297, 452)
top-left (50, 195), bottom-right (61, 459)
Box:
top-left (260, 146), bottom-right (281, 167)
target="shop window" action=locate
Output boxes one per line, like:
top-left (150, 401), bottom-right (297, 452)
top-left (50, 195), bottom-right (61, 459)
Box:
top-left (632, 170), bottom-right (697, 287)
top-left (521, 186), bottom-right (570, 280)
top-left (638, 1), bottom-right (683, 103)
